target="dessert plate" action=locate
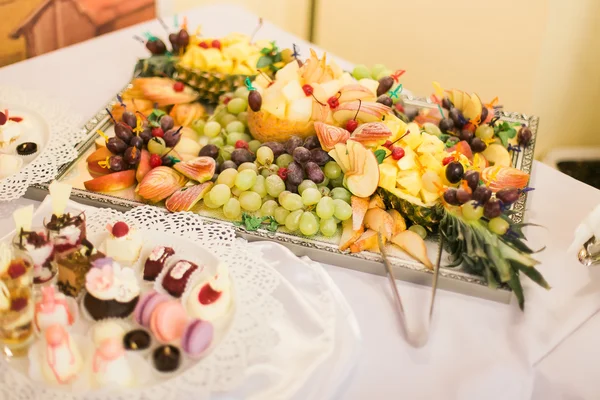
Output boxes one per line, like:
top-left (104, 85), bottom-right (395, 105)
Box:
top-left (0, 104), bottom-right (49, 171)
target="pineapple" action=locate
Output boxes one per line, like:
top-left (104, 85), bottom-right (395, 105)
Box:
top-left (378, 187), bottom-right (444, 230)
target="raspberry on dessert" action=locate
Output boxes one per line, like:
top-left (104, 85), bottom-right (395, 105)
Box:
top-left (7, 262), bottom-right (26, 279)
top-left (10, 297), bottom-right (27, 312)
top-left (112, 221), bottom-right (130, 238)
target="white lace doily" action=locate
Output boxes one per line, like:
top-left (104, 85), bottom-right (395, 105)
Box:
top-left (0, 202), bottom-right (345, 400)
top-left (0, 86), bottom-right (83, 202)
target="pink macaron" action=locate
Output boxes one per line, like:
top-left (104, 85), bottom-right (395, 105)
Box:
top-left (181, 319), bottom-right (214, 359)
top-left (150, 300), bottom-right (188, 344)
top-left (133, 290), bottom-right (170, 328)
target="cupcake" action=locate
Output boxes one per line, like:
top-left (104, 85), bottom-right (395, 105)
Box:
top-left (39, 324), bottom-right (83, 384)
top-left (143, 246), bottom-right (175, 282)
top-left (14, 230), bottom-right (55, 284)
top-left (45, 212), bottom-right (87, 254)
top-left (103, 222), bottom-right (142, 265)
top-left (34, 286), bottom-right (75, 333)
top-left (185, 264), bottom-right (232, 321)
top-left (83, 258), bottom-right (140, 321)
top-left (56, 239), bottom-right (104, 297)
top-left (161, 260), bottom-right (200, 298)
top-left (0, 116), bottom-right (22, 149)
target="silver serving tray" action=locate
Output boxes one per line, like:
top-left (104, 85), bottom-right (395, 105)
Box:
top-left (26, 86), bottom-right (538, 304)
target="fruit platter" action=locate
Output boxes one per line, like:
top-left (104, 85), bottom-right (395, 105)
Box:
top-left (26, 25), bottom-right (544, 307)
top-left (1, 183), bottom-right (235, 395)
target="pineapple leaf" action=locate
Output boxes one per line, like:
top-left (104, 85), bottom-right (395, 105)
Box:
top-left (514, 263), bottom-right (551, 289)
top-left (483, 261), bottom-right (500, 289)
top-left (485, 243), bottom-right (512, 282)
top-left (507, 270), bottom-right (525, 310)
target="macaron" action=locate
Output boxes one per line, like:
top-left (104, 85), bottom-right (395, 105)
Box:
top-left (181, 319), bottom-right (214, 359)
top-left (133, 290), bottom-right (170, 328)
top-left (150, 300), bottom-right (188, 343)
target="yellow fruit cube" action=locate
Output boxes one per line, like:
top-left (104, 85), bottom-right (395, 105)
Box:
top-left (396, 171), bottom-right (422, 196)
top-left (420, 188), bottom-right (440, 204)
top-left (378, 163), bottom-right (398, 191)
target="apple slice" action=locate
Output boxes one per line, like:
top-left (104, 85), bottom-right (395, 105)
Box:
top-left (391, 230), bottom-right (433, 269)
top-left (315, 122), bottom-right (350, 151)
top-left (87, 161), bottom-right (111, 177)
top-left (165, 182), bottom-right (213, 212)
top-left (86, 146), bottom-right (113, 163)
top-left (330, 143), bottom-right (350, 173)
top-left (339, 219), bottom-right (364, 251)
top-left (463, 93), bottom-right (482, 121)
top-left (481, 166), bottom-right (529, 192)
top-left (137, 166), bottom-right (188, 202)
top-left (338, 84), bottom-right (377, 104)
top-left (368, 194), bottom-right (385, 209)
top-left (332, 101), bottom-right (391, 125)
top-left (84, 170), bottom-right (136, 192)
top-left (481, 143), bottom-right (511, 167)
top-left (452, 89), bottom-right (464, 111)
top-left (363, 208), bottom-right (394, 240)
top-left (173, 157), bottom-right (216, 182)
top-left (349, 229), bottom-right (379, 253)
top-left (387, 209), bottom-right (407, 235)
top-left (136, 150), bottom-right (151, 183)
top-left (345, 142), bottom-right (380, 198)
top-left (351, 196), bottom-right (369, 231)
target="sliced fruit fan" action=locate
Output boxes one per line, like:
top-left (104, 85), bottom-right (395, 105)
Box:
top-left (83, 23), bottom-right (545, 309)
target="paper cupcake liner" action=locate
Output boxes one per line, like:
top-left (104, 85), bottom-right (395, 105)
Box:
top-left (78, 291), bottom-right (138, 324)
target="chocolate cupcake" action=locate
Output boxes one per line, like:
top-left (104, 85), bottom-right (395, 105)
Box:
top-left (45, 212), bottom-right (86, 253)
top-left (143, 246), bottom-right (175, 281)
top-left (83, 258), bottom-right (140, 320)
top-left (56, 239), bottom-right (104, 297)
top-left (153, 345), bottom-right (181, 373)
top-left (161, 260), bottom-right (199, 298)
top-left (123, 329), bottom-right (151, 352)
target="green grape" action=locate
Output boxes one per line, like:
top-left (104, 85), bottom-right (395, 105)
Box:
top-left (248, 140), bottom-right (262, 153)
top-left (204, 121), bottom-right (222, 138)
top-left (461, 200), bottom-right (484, 221)
top-left (220, 146), bottom-right (234, 161)
top-left (203, 191), bottom-right (221, 209)
top-left (301, 188), bottom-right (321, 206)
top-left (237, 111), bottom-right (249, 126)
top-left (319, 186), bottom-right (330, 197)
top-left (261, 168), bottom-right (274, 178)
top-left (226, 132), bottom-right (245, 146)
top-left (376, 68), bottom-right (393, 80)
top-left (234, 86), bottom-right (249, 99)
top-left (147, 138), bottom-right (166, 155)
top-left (333, 199), bottom-right (352, 221)
top-left (239, 191), bottom-right (262, 211)
top-left (488, 217), bottom-right (509, 235)
top-left (323, 161), bottom-right (342, 179)
top-left (223, 198), bottom-right (241, 220)
top-left (329, 176), bottom-right (344, 188)
top-left (298, 180), bottom-right (318, 195)
top-left (299, 212), bottom-right (319, 236)
top-left (264, 195), bottom-right (275, 202)
top-left (408, 225), bottom-right (427, 239)
top-left (280, 193), bottom-right (303, 211)
top-left (319, 218), bottom-right (338, 237)
top-left (285, 210), bottom-right (303, 231)
top-left (192, 119), bottom-right (205, 135)
top-left (274, 207), bottom-right (290, 225)
top-left (208, 136), bottom-right (225, 147)
top-left (226, 121), bottom-right (246, 134)
top-left (475, 124), bottom-right (494, 141)
top-left (219, 113), bottom-right (237, 127)
top-left (352, 64), bottom-right (371, 80)
top-left (423, 123), bottom-right (441, 137)
top-left (266, 175), bottom-right (286, 197)
top-left (209, 184), bottom-right (231, 207)
top-left (251, 175), bottom-right (267, 198)
top-left (319, 176), bottom-right (329, 187)
top-left (256, 146), bottom-right (274, 165)
top-left (276, 153), bottom-right (294, 168)
top-left (227, 98), bottom-right (247, 115)
top-left (316, 196), bottom-right (335, 219)
top-left (260, 199), bottom-right (278, 217)
top-left (238, 162), bottom-right (258, 174)
top-left (231, 186), bottom-right (244, 197)
top-left (198, 136), bottom-right (209, 147)
top-left (330, 187), bottom-right (351, 204)
top-left (216, 168), bottom-right (238, 188)
top-left (370, 64), bottom-right (387, 80)
top-left (235, 169), bottom-right (257, 191)
top-left (278, 191), bottom-right (290, 204)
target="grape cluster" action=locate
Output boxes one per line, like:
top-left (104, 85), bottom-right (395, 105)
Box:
top-left (189, 87), bottom-right (351, 237)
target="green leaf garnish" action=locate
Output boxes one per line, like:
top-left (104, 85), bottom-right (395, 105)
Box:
top-left (495, 121), bottom-right (517, 147)
top-left (257, 56), bottom-right (274, 69)
top-left (374, 149), bottom-right (386, 164)
top-left (234, 212), bottom-right (280, 232)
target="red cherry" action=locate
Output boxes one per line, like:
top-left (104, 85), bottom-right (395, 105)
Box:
top-left (327, 96), bottom-right (339, 109)
top-left (173, 81), bottom-right (185, 92)
top-left (112, 221), bottom-right (130, 238)
top-left (346, 119), bottom-right (358, 133)
top-left (10, 297), bottom-right (27, 312)
top-left (211, 40), bottom-right (221, 50)
top-left (391, 147), bottom-right (405, 160)
top-left (152, 127), bottom-right (164, 138)
top-left (7, 262), bottom-right (26, 279)
top-left (383, 140), bottom-right (393, 148)
top-left (235, 140), bottom-right (249, 150)
top-left (199, 42), bottom-right (209, 49)
top-left (395, 103), bottom-right (405, 113)
top-left (0, 111), bottom-right (6, 126)
top-left (302, 84), bottom-right (314, 96)
top-left (277, 167), bottom-right (288, 180)
top-left (150, 154), bottom-right (163, 168)
top-left (223, 96), bottom-right (232, 105)
top-left (442, 156), bottom-right (454, 166)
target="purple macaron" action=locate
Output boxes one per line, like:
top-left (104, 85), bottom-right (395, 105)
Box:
top-left (181, 319), bottom-right (214, 359)
top-left (134, 290), bottom-right (170, 328)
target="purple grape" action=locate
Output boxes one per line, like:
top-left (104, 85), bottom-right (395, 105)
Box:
top-left (231, 149), bottom-right (255, 165)
top-left (123, 146), bottom-right (141, 165)
top-left (480, 107), bottom-right (489, 123)
top-left (377, 95), bottom-right (393, 107)
top-left (377, 76), bottom-right (394, 97)
top-left (261, 142), bottom-right (286, 158)
top-left (518, 126), bottom-right (532, 146)
top-left (449, 108), bottom-right (465, 128)
top-left (199, 144), bottom-right (219, 159)
top-left (109, 155), bottom-right (125, 172)
top-left (445, 161), bottom-right (464, 184)
top-left (303, 136), bottom-right (321, 150)
top-left (470, 137), bottom-right (487, 153)
top-left (310, 148), bottom-right (330, 166)
top-left (286, 161), bottom-right (304, 185)
top-left (464, 170), bottom-right (480, 192)
top-left (169, 33), bottom-right (180, 53)
top-left (456, 188), bottom-right (472, 204)
top-left (305, 162), bottom-right (325, 184)
top-left (472, 186), bottom-right (492, 204)
top-left (285, 136), bottom-right (303, 155)
top-left (293, 147), bottom-right (311, 164)
top-left (145, 39), bottom-right (167, 55)
top-left (107, 137), bottom-right (127, 155)
top-left (220, 160), bottom-right (237, 172)
top-left (441, 97), bottom-right (453, 110)
top-left (443, 188), bottom-right (459, 205)
top-left (130, 136), bottom-right (144, 149)
top-left (164, 128), bottom-right (182, 147)
top-left (162, 155), bottom-right (175, 167)
top-left (439, 118), bottom-right (455, 133)
top-left (496, 188), bottom-right (520, 205)
top-left (122, 111), bottom-right (137, 128)
top-left (248, 91), bottom-right (262, 112)
top-left (114, 123), bottom-right (133, 143)
top-left (484, 198), bottom-right (502, 219)
top-left (140, 126), bottom-right (153, 144)
top-left (459, 129), bottom-right (474, 142)
top-left (160, 115), bottom-right (175, 132)
top-left (285, 180), bottom-right (298, 193)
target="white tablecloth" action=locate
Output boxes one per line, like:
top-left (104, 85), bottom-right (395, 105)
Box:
top-left (1, 4), bottom-right (600, 399)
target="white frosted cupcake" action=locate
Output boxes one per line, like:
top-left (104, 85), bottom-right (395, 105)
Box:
top-left (103, 222), bottom-right (142, 265)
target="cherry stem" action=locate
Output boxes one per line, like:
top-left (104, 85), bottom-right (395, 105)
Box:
top-left (310, 92), bottom-right (326, 106)
top-left (256, 69), bottom-right (272, 83)
top-left (353, 99), bottom-right (362, 121)
top-left (250, 17), bottom-right (264, 43)
top-left (135, 111), bottom-right (149, 121)
top-left (335, 91), bottom-right (342, 100)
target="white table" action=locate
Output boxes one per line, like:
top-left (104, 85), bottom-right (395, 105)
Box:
top-left (1, 5), bottom-right (600, 399)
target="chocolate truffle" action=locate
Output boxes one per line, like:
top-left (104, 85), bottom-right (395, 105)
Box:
top-left (153, 345), bottom-right (181, 372)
